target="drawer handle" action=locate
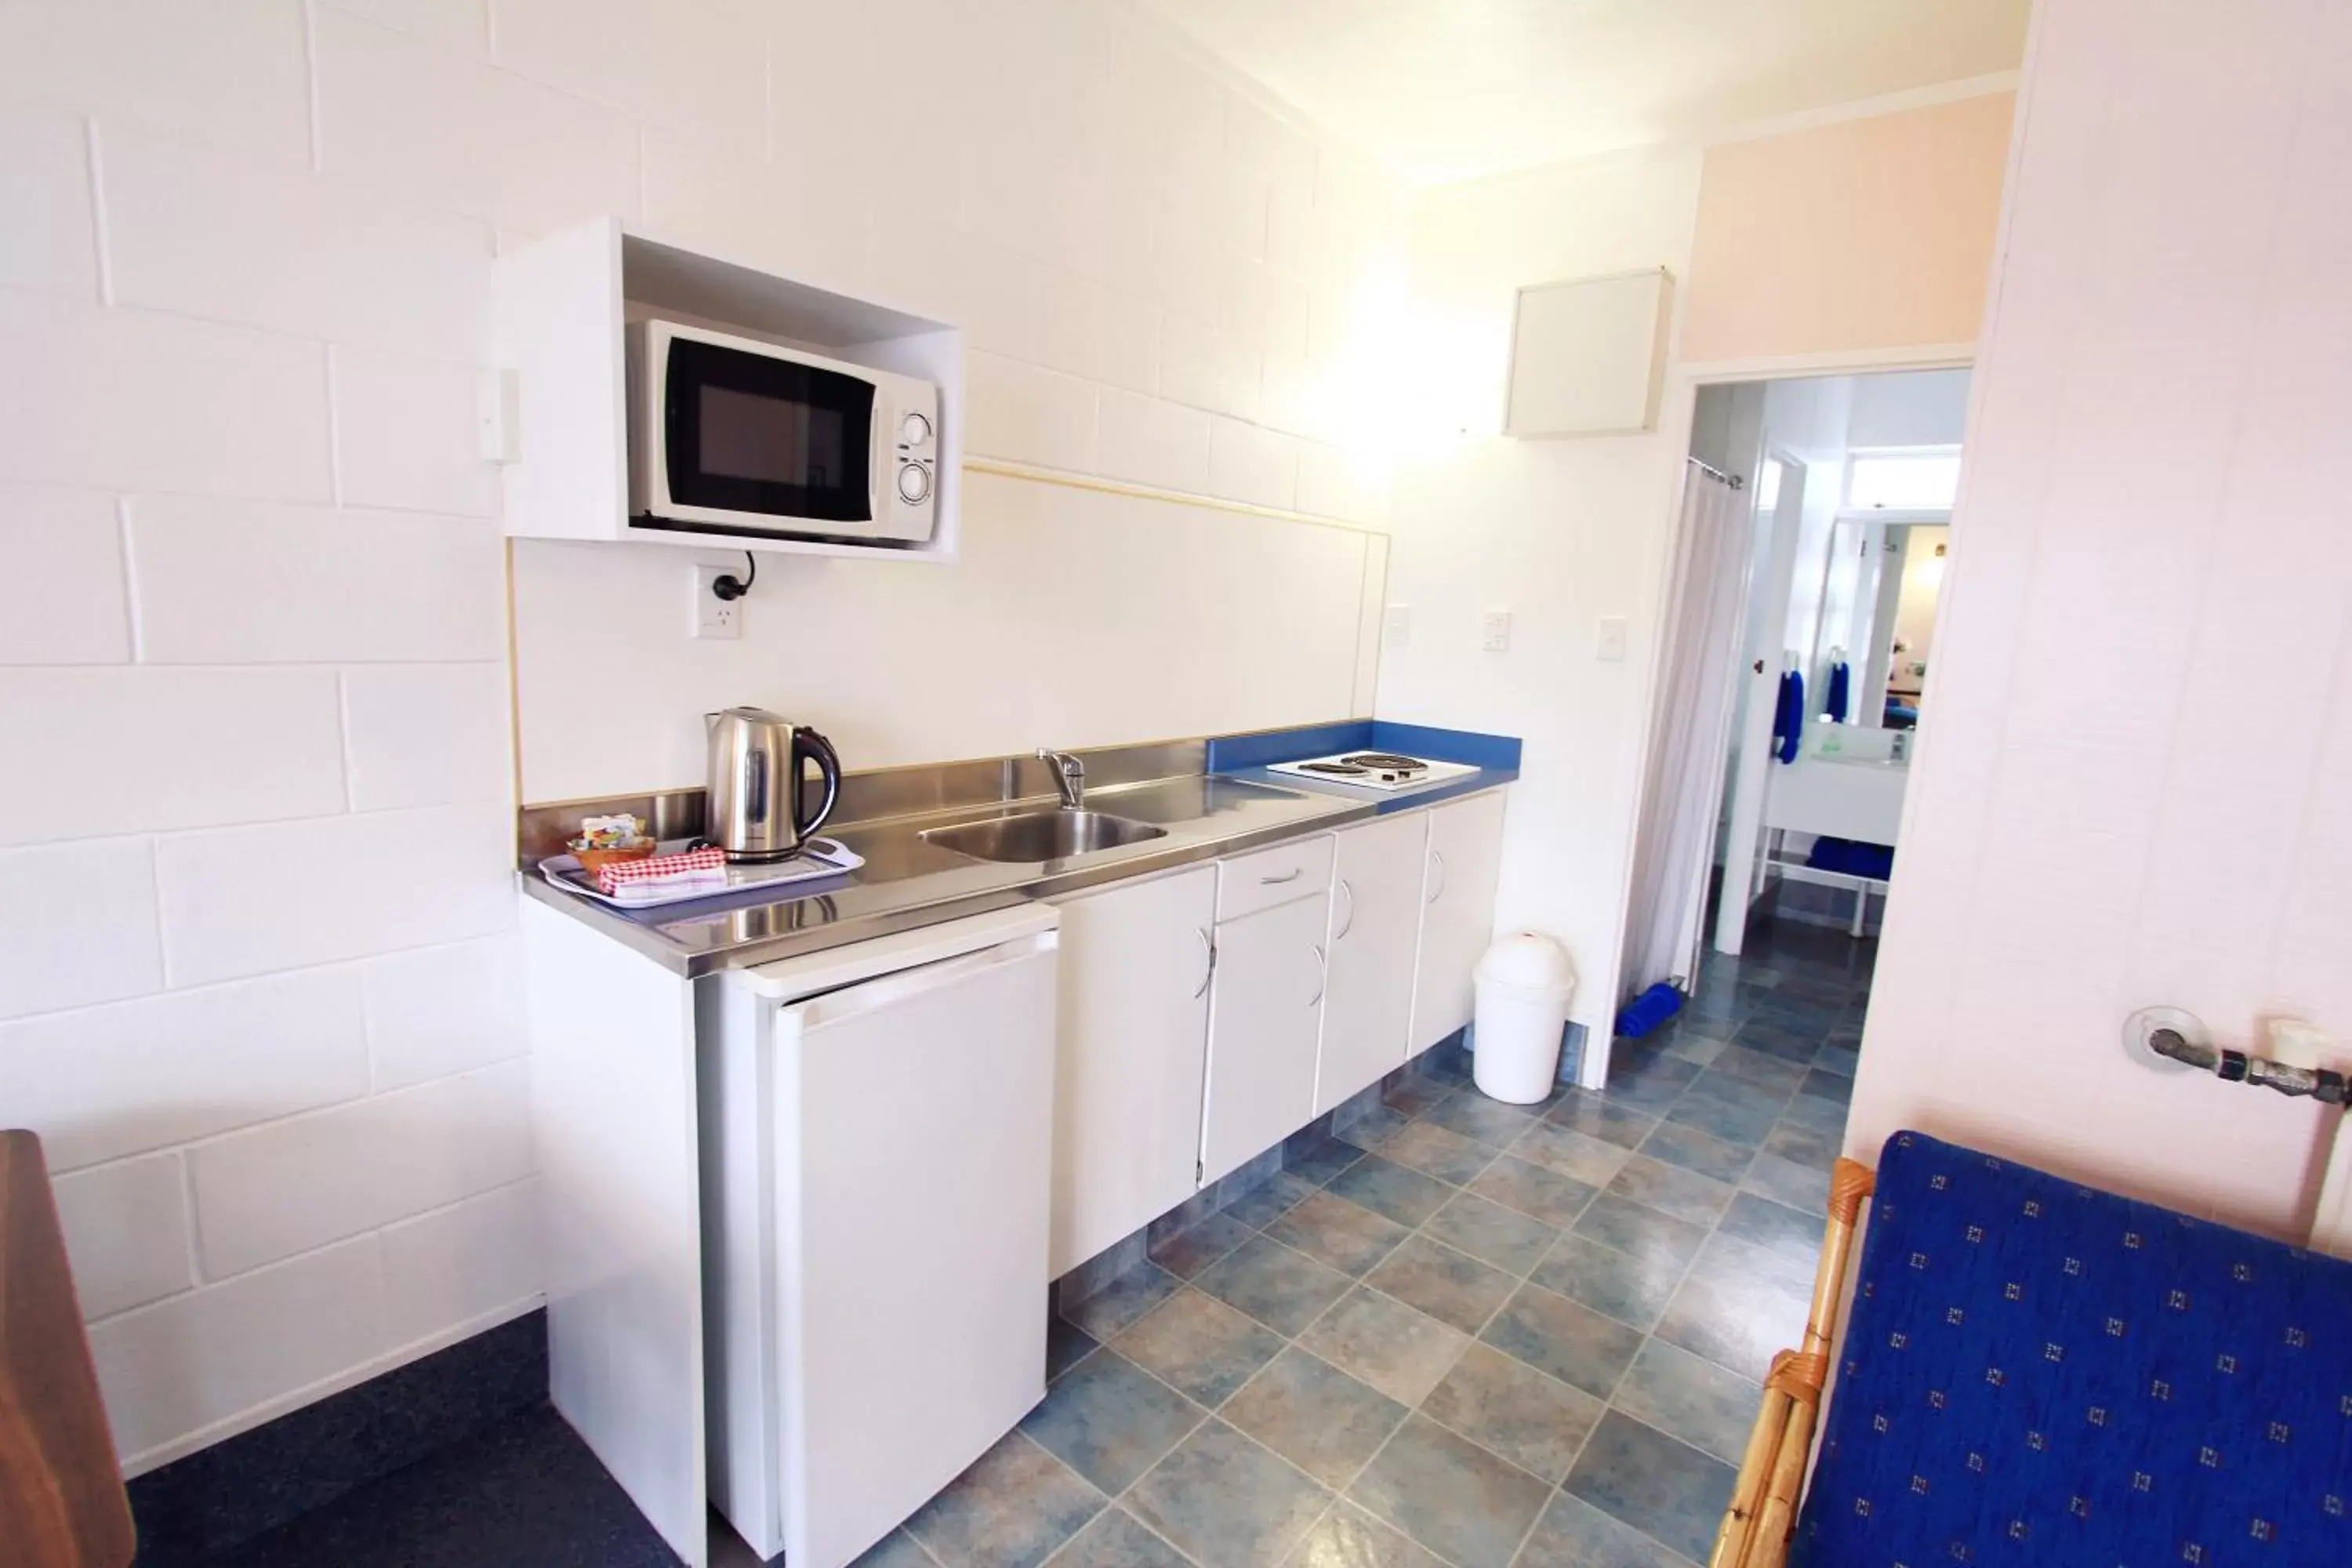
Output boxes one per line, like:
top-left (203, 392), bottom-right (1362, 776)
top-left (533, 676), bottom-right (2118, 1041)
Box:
top-left (1307, 943), bottom-right (1325, 1009)
top-left (1192, 927), bottom-right (1214, 998)
top-left (1334, 877), bottom-right (1356, 941)
top-left (1260, 868), bottom-right (1303, 885)
top-left (1427, 849), bottom-right (1448, 905)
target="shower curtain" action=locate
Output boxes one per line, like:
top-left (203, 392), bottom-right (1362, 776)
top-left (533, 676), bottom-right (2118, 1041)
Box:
top-left (1623, 461), bottom-right (1755, 996)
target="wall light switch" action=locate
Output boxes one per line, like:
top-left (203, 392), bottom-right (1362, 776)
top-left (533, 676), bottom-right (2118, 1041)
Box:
top-left (477, 368), bottom-right (520, 464)
top-left (1596, 615), bottom-right (1629, 662)
top-left (694, 565), bottom-right (742, 640)
top-left (1384, 604), bottom-right (1412, 648)
top-left (1480, 610), bottom-right (1512, 652)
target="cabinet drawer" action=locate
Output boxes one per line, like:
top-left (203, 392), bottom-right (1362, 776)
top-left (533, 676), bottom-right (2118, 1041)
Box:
top-left (1216, 834), bottom-right (1334, 923)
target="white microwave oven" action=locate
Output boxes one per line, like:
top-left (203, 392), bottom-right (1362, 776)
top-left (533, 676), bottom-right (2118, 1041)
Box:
top-left (626, 319), bottom-right (940, 546)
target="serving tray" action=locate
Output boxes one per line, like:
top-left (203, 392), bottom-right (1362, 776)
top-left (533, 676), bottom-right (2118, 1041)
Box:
top-left (538, 837), bottom-right (864, 910)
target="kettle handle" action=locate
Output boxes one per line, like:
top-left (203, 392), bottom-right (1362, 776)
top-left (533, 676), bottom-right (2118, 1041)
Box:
top-left (793, 728), bottom-right (843, 841)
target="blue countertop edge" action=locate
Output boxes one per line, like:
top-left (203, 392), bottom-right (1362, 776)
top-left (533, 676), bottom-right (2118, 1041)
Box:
top-left (1209, 720), bottom-right (1522, 814)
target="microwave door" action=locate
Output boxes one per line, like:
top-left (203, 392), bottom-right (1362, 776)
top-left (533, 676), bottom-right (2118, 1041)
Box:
top-left (865, 390), bottom-right (884, 528)
top-left (662, 337), bottom-right (879, 532)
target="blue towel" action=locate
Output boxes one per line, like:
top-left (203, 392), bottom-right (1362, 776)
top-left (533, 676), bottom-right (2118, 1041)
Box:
top-left (1824, 661), bottom-right (1850, 723)
top-left (1613, 982), bottom-right (1685, 1040)
top-left (1772, 670), bottom-right (1805, 764)
top-left (1808, 836), bottom-right (1893, 880)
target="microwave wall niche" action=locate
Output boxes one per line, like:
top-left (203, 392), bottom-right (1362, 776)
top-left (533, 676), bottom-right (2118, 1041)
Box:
top-left (627, 319), bottom-right (941, 547)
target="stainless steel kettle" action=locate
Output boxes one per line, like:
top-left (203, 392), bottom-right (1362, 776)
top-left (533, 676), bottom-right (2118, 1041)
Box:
top-left (703, 707), bottom-right (843, 862)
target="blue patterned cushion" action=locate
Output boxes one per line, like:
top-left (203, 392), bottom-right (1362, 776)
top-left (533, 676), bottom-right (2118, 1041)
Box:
top-left (1795, 1131), bottom-right (2352, 1566)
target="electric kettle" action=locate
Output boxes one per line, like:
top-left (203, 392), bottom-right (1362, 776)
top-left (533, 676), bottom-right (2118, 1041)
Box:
top-left (703, 707), bottom-right (843, 862)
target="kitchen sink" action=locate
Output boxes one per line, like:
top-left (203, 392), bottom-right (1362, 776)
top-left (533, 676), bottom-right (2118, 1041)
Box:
top-left (920, 809), bottom-right (1168, 863)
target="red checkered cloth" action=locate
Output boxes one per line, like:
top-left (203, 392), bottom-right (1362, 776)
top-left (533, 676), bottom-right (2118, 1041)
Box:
top-left (594, 844), bottom-right (728, 896)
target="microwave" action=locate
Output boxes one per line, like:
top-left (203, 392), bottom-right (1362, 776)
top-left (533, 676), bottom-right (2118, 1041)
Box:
top-left (626, 319), bottom-right (940, 546)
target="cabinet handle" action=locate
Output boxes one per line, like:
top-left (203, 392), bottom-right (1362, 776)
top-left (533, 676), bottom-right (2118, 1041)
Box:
top-left (1427, 849), bottom-right (1448, 906)
top-left (1307, 944), bottom-right (1325, 1009)
top-left (1334, 877), bottom-right (1356, 941)
top-left (1259, 868), bottom-right (1303, 885)
top-left (1192, 927), bottom-right (1214, 998)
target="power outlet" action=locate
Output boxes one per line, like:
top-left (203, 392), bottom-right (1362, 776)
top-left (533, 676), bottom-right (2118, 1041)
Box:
top-left (693, 565), bottom-right (742, 640)
top-left (1480, 609), bottom-right (1512, 652)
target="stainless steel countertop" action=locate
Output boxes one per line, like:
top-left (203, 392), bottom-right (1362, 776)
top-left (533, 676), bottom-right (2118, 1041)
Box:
top-left (518, 766), bottom-right (1511, 977)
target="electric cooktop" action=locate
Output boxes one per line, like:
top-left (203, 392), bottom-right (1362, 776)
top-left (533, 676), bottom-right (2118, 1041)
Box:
top-left (1265, 750), bottom-right (1479, 792)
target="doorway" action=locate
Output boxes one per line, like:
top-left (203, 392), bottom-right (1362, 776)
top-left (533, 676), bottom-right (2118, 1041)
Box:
top-left (1693, 368), bottom-right (1965, 958)
top-left (1610, 366), bottom-right (1968, 1125)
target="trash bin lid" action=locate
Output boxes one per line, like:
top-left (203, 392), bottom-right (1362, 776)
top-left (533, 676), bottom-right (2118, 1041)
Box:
top-left (1476, 931), bottom-right (1575, 990)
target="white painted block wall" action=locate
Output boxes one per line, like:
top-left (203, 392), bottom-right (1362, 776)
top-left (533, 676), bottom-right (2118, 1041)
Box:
top-left (1849, 0), bottom-right (2352, 1238)
top-left (1380, 151), bottom-right (1706, 1035)
top-left (0, 0), bottom-right (1405, 1471)
top-left (503, 0), bottom-right (1407, 800)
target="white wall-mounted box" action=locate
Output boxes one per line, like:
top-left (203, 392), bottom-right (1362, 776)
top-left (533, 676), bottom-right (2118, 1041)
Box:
top-left (494, 216), bottom-right (966, 562)
top-left (1503, 267), bottom-right (1673, 438)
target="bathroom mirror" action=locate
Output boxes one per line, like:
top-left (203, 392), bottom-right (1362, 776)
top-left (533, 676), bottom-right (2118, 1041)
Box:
top-left (1806, 518), bottom-right (1949, 731)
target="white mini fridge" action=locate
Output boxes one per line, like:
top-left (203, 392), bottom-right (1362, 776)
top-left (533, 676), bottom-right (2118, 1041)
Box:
top-left (699, 905), bottom-right (1061, 1567)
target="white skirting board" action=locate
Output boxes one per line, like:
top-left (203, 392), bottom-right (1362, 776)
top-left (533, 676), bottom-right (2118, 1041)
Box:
top-left (521, 895), bottom-right (707, 1568)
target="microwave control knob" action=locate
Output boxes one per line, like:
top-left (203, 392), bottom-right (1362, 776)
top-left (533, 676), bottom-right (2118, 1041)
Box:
top-left (900, 411), bottom-right (932, 446)
top-left (895, 461), bottom-right (931, 504)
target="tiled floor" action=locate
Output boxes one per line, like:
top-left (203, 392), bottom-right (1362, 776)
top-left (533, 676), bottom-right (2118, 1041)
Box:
top-left (857, 922), bottom-right (1874, 1568)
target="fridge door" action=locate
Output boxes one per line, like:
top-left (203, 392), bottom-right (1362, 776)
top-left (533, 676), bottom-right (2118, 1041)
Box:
top-left (772, 923), bottom-right (1058, 1568)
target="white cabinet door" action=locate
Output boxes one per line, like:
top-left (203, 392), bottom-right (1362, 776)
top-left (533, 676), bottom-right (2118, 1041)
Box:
top-left (1201, 891), bottom-right (1330, 1186)
top-left (1316, 815), bottom-right (1428, 1114)
top-left (1409, 791), bottom-right (1509, 1053)
top-left (774, 931), bottom-right (1058, 1568)
top-left (1047, 866), bottom-right (1217, 1278)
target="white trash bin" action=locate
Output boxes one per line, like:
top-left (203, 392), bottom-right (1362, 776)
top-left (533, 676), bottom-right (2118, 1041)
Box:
top-left (1472, 933), bottom-right (1577, 1104)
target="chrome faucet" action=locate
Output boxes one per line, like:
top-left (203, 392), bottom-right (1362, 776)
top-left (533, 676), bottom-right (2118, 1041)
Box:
top-left (1036, 749), bottom-right (1087, 810)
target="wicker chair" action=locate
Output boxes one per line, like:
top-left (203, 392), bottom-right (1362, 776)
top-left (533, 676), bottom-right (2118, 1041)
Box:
top-left (1710, 1131), bottom-right (2352, 1568)
top-left (1710, 1157), bottom-right (1873, 1568)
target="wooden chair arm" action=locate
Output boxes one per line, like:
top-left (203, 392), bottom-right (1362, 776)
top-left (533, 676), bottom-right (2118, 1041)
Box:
top-left (0, 1131), bottom-right (137, 1568)
top-left (1708, 1158), bottom-right (1874, 1568)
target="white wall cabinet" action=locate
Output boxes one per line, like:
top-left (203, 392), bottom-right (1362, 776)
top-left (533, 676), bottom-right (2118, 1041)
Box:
top-left (1200, 888), bottom-right (1331, 1187)
top-left (496, 218), bottom-right (966, 562)
top-left (1409, 792), bottom-right (1510, 1052)
top-left (1315, 814), bottom-right (1429, 1114)
top-left (1045, 866), bottom-right (1217, 1279)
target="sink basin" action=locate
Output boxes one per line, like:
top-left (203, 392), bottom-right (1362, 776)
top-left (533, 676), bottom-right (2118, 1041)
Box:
top-left (921, 809), bottom-right (1168, 863)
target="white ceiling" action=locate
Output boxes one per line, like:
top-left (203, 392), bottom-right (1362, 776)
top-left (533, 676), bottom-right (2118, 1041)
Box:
top-left (1141, 0), bottom-right (2032, 185)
